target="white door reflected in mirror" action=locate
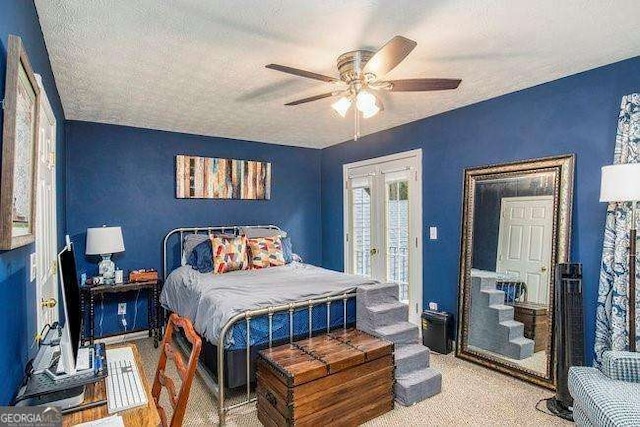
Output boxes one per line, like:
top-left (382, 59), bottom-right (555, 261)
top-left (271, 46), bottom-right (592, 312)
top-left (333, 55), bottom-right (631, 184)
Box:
top-left (496, 196), bottom-right (554, 305)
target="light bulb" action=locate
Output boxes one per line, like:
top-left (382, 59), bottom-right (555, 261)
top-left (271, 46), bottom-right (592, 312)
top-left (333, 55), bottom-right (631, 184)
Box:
top-left (356, 90), bottom-right (380, 118)
top-left (331, 97), bottom-right (351, 117)
top-left (361, 104), bottom-right (380, 119)
top-left (356, 91), bottom-right (376, 112)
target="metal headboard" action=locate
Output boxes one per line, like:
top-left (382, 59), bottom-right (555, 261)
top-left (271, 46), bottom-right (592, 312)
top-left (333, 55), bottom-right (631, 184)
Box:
top-left (162, 225), bottom-right (283, 280)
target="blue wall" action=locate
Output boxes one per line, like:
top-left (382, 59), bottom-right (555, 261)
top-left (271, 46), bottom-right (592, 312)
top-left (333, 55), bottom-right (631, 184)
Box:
top-left (0, 3), bottom-right (636, 403)
top-left (0, 1), bottom-right (66, 404)
top-left (321, 56), bottom-right (640, 365)
top-left (65, 121), bottom-right (322, 337)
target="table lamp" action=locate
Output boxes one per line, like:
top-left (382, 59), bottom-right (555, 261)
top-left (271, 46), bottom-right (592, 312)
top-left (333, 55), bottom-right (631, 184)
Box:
top-left (600, 163), bottom-right (640, 352)
top-left (86, 226), bottom-right (125, 285)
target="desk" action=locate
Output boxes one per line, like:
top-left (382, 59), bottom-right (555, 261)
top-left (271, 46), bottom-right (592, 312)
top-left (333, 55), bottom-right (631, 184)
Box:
top-left (63, 343), bottom-right (160, 427)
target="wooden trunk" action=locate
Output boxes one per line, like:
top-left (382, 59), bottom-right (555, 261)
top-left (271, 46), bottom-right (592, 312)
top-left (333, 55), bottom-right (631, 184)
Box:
top-left (513, 302), bottom-right (548, 353)
top-left (257, 329), bottom-right (394, 427)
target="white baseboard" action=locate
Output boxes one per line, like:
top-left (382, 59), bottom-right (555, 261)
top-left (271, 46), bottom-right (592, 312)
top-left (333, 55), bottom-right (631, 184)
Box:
top-left (96, 330), bottom-right (149, 346)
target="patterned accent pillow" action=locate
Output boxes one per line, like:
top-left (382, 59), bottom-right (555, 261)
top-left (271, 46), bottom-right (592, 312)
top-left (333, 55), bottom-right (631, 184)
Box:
top-left (247, 236), bottom-right (286, 269)
top-left (602, 351), bottom-right (640, 382)
top-left (211, 235), bottom-right (249, 274)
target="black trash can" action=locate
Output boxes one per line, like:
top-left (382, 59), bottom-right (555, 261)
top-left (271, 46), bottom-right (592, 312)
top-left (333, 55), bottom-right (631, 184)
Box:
top-left (421, 310), bottom-right (453, 354)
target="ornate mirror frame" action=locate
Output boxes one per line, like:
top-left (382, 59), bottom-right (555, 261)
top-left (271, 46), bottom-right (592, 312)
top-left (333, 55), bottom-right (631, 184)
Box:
top-left (455, 154), bottom-right (575, 389)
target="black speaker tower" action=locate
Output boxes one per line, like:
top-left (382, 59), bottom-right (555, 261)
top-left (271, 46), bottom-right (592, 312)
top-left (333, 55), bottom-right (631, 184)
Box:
top-left (547, 263), bottom-right (584, 420)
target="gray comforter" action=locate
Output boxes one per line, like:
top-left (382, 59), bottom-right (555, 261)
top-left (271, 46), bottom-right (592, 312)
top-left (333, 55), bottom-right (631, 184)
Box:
top-left (160, 262), bottom-right (375, 345)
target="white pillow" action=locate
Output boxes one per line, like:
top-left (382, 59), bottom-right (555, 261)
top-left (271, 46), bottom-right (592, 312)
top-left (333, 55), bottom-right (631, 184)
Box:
top-left (241, 227), bottom-right (287, 238)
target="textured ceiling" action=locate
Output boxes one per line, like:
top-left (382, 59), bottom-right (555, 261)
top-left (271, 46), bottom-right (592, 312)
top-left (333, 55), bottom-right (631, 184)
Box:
top-left (36, 0), bottom-right (640, 149)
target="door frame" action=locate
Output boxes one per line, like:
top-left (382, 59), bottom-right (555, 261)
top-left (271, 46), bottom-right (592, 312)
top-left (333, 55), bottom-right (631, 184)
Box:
top-left (342, 149), bottom-right (423, 321)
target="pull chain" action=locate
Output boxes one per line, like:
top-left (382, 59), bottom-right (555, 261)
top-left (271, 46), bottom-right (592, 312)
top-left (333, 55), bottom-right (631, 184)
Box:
top-left (353, 107), bottom-right (360, 141)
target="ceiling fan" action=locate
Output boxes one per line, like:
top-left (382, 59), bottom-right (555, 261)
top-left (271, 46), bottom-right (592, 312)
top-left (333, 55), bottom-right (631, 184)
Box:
top-left (266, 35), bottom-right (461, 140)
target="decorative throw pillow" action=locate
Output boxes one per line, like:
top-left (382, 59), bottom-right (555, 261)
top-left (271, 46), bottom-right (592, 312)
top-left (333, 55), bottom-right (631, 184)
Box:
top-left (187, 239), bottom-right (214, 273)
top-left (247, 236), bottom-right (286, 269)
top-left (182, 234), bottom-right (210, 264)
top-left (211, 235), bottom-right (249, 274)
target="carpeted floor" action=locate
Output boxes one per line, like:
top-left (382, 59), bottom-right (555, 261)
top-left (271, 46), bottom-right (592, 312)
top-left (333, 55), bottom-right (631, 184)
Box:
top-left (469, 345), bottom-right (549, 375)
top-left (135, 337), bottom-right (570, 426)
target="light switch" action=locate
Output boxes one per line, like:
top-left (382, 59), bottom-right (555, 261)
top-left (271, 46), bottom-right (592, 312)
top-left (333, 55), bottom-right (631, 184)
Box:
top-left (429, 227), bottom-right (438, 240)
top-left (30, 253), bottom-right (37, 282)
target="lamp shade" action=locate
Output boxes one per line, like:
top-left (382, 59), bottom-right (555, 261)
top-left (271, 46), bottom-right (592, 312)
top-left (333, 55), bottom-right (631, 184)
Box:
top-left (600, 164), bottom-right (640, 202)
top-left (86, 226), bottom-right (125, 255)
top-left (331, 97), bottom-right (351, 117)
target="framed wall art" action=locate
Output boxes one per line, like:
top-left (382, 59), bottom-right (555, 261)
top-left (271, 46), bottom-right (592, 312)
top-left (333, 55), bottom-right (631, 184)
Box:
top-left (176, 155), bottom-right (271, 200)
top-left (0, 35), bottom-right (41, 250)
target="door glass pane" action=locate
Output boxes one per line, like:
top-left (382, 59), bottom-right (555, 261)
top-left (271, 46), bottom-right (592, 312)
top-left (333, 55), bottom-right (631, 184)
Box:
top-left (387, 180), bottom-right (409, 302)
top-left (352, 186), bottom-right (371, 277)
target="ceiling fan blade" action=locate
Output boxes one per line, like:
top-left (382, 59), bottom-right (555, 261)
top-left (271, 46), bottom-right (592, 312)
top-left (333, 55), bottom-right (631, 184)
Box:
top-left (285, 92), bottom-right (337, 106)
top-left (386, 78), bottom-right (462, 92)
top-left (266, 64), bottom-right (339, 83)
top-left (363, 36), bottom-right (417, 77)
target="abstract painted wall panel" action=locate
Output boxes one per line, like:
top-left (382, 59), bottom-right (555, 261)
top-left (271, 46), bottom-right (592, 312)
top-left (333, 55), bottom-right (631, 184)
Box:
top-left (176, 155), bottom-right (271, 200)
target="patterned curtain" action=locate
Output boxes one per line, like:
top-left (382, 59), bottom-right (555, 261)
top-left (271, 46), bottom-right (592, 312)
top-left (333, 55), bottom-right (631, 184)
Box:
top-left (594, 93), bottom-right (640, 367)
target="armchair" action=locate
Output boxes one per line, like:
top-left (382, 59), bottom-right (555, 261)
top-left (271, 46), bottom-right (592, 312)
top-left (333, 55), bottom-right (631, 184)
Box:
top-left (568, 351), bottom-right (640, 426)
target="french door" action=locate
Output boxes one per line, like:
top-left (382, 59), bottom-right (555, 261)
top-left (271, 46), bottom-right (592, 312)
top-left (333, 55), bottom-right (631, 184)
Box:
top-left (343, 150), bottom-right (422, 324)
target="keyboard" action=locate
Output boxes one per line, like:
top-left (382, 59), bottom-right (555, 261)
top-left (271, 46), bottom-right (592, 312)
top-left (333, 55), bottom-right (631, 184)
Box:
top-left (106, 347), bottom-right (148, 413)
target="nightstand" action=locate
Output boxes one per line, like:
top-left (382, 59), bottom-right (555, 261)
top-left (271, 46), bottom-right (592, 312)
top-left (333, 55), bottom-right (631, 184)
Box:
top-left (80, 279), bottom-right (163, 348)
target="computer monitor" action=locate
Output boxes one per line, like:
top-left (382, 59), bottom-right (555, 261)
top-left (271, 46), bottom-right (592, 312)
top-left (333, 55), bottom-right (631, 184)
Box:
top-left (58, 239), bottom-right (82, 375)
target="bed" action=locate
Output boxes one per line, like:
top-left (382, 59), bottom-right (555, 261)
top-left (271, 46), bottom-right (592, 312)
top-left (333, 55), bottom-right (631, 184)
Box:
top-left (161, 225), bottom-right (376, 423)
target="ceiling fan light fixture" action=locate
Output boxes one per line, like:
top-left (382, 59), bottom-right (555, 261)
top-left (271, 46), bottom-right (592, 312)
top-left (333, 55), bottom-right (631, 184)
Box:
top-left (266, 36), bottom-right (461, 128)
top-left (355, 90), bottom-right (376, 111)
top-left (331, 97), bottom-right (352, 117)
top-left (361, 104), bottom-right (380, 119)
top-left (356, 90), bottom-right (380, 118)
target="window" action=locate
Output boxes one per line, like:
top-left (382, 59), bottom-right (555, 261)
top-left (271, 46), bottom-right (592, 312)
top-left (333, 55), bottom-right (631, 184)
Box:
top-left (386, 180), bottom-right (409, 302)
top-left (351, 186), bottom-right (372, 276)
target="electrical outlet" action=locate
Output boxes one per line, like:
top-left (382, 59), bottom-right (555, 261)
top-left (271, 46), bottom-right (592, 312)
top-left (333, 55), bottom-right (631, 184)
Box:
top-left (118, 303), bottom-right (127, 315)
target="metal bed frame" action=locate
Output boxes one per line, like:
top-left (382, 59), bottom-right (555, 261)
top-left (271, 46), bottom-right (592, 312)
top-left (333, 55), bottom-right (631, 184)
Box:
top-left (162, 225), bottom-right (357, 425)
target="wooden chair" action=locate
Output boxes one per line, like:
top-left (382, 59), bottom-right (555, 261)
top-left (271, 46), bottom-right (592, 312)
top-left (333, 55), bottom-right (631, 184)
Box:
top-left (152, 313), bottom-right (202, 427)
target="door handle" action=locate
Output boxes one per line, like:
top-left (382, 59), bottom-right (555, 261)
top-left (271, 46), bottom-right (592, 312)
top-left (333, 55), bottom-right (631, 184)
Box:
top-left (541, 266), bottom-right (547, 272)
top-left (41, 298), bottom-right (57, 309)
top-left (370, 248), bottom-right (378, 256)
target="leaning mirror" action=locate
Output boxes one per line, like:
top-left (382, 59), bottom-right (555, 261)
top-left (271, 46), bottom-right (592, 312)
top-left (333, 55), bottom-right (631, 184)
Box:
top-left (456, 154), bottom-right (574, 389)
